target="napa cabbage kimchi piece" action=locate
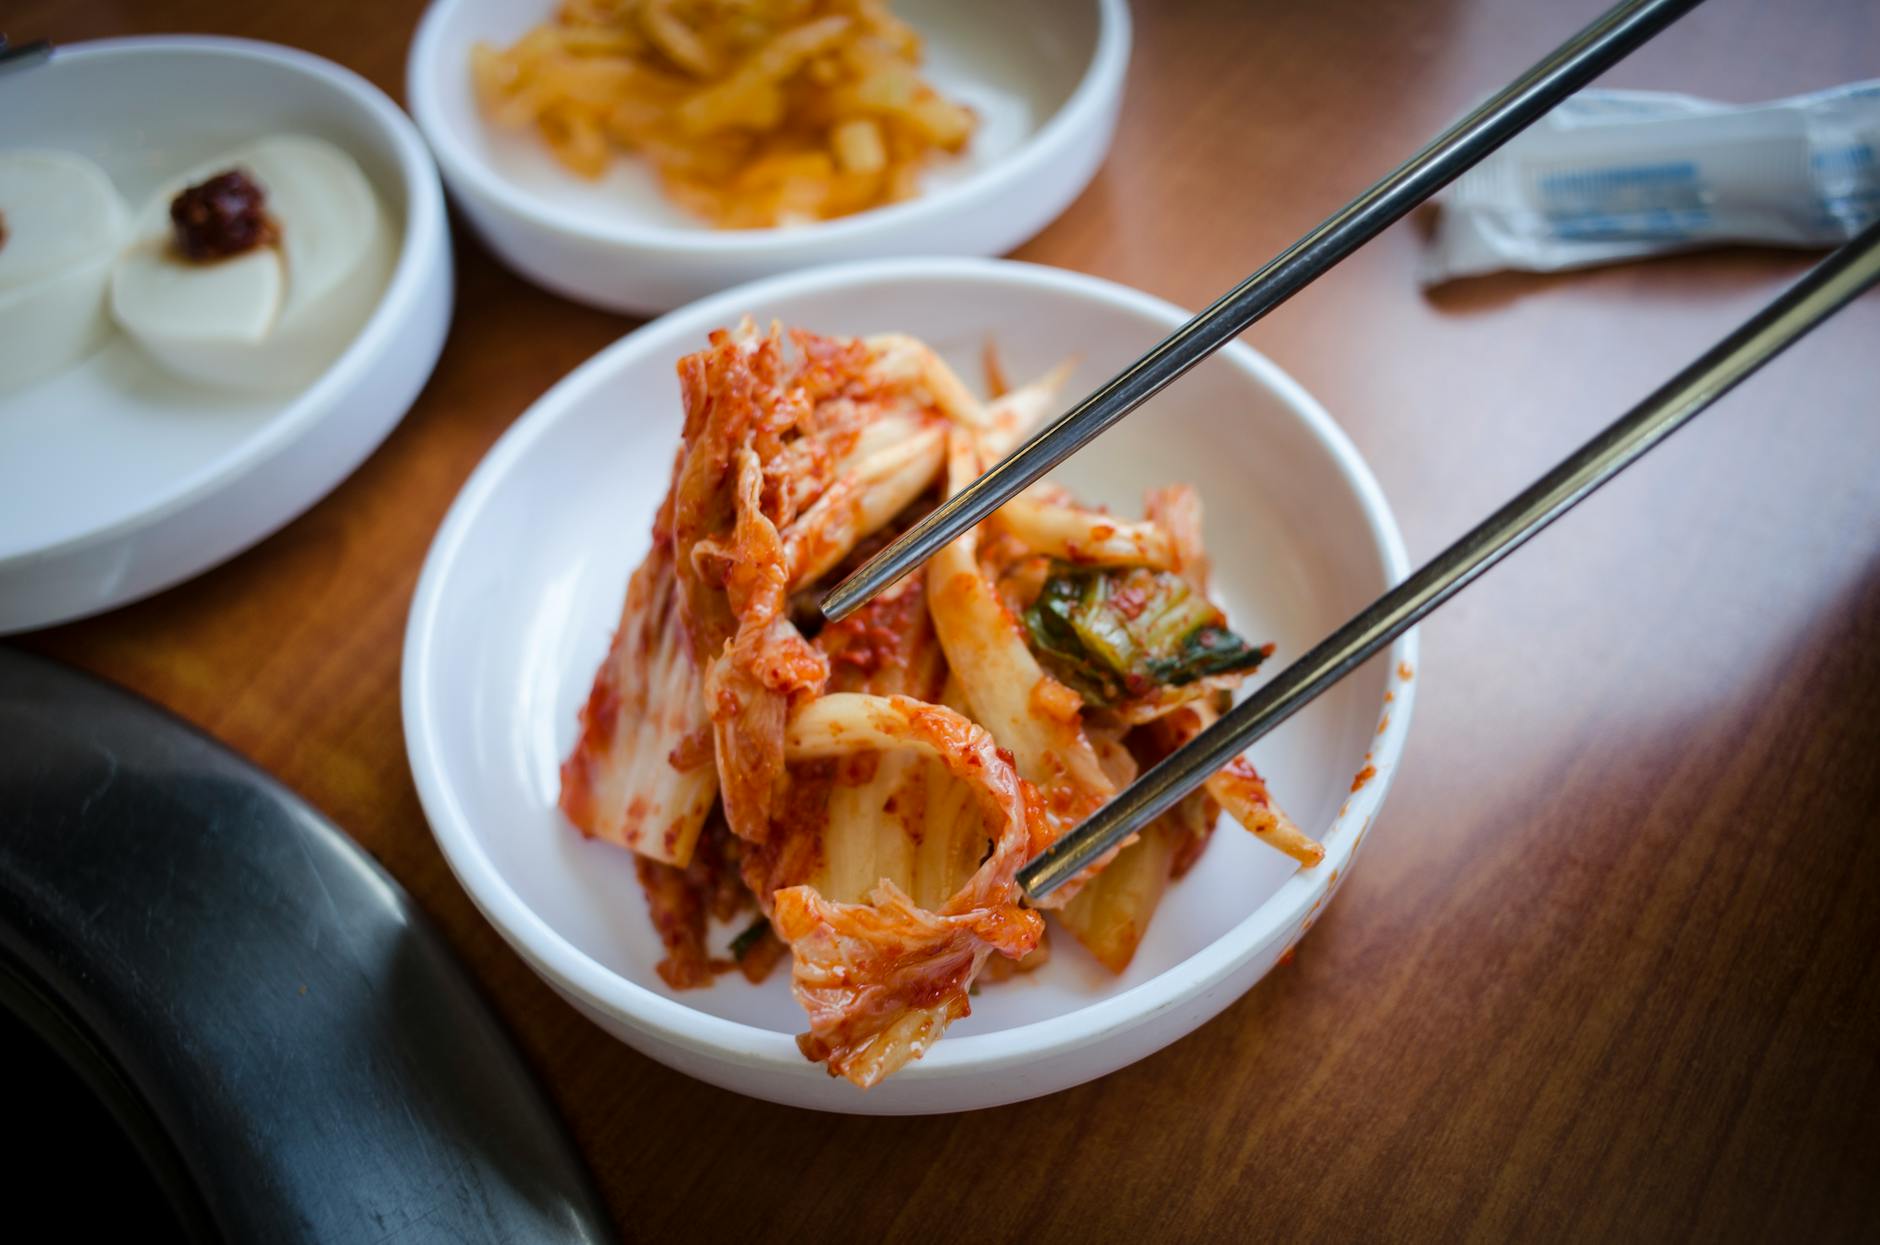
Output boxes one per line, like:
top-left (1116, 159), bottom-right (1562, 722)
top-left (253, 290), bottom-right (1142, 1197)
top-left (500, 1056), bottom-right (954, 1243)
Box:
top-left (559, 323), bottom-right (1319, 1088)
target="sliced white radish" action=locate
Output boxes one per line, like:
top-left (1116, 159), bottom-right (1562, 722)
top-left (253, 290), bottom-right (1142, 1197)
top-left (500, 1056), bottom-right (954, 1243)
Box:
top-left (241, 137), bottom-right (384, 337)
top-left (110, 238), bottom-right (281, 345)
top-left (0, 149), bottom-right (130, 393)
top-left (109, 135), bottom-right (391, 392)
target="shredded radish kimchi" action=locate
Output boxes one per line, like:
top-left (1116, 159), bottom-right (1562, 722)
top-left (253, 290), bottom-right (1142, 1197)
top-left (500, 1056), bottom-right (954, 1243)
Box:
top-left (560, 322), bottom-right (1320, 1088)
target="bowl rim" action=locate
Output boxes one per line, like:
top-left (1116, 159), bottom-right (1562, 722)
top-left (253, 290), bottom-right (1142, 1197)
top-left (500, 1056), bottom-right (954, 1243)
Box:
top-left (402, 255), bottom-right (1418, 1084)
top-left (405, 0), bottom-right (1131, 255)
top-left (0, 35), bottom-right (449, 570)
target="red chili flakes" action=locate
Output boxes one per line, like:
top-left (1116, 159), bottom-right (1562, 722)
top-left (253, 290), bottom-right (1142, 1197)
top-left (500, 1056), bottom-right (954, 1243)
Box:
top-left (735, 928), bottom-right (787, 983)
top-left (667, 726), bottom-right (714, 772)
top-left (836, 751), bottom-right (881, 786)
top-left (818, 581), bottom-right (928, 686)
top-left (635, 856), bottom-right (715, 989)
top-left (1109, 581), bottom-right (1152, 620)
top-left (1218, 756), bottom-right (1272, 807)
top-left (170, 168), bottom-right (277, 261)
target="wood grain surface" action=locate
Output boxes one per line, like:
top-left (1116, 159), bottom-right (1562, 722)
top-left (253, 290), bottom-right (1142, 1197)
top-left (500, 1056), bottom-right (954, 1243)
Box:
top-left (13, 0), bottom-right (1880, 1240)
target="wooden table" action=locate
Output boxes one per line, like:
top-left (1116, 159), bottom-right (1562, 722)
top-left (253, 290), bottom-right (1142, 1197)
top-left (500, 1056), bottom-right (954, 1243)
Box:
top-left (17, 0), bottom-right (1880, 1239)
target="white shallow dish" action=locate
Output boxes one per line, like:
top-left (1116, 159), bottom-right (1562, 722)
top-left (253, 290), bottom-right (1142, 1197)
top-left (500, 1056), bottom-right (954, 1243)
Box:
top-left (0, 37), bottom-right (452, 635)
top-left (403, 257), bottom-right (1417, 1114)
top-left (406, 0), bottom-right (1128, 314)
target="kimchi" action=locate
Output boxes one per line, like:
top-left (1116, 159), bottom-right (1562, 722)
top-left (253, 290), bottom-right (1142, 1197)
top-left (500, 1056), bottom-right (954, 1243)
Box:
top-left (561, 322), bottom-right (1320, 1088)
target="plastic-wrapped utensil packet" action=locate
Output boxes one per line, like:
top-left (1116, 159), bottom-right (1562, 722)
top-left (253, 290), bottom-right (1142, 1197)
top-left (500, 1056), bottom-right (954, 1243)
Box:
top-left (1424, 80), bottom-right (1880, 283)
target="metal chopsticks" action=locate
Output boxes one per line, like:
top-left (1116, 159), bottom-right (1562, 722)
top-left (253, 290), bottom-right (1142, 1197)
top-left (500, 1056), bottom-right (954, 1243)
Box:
top-left (1020, 220), bottom-right (1880, 900)
top-left (819, 0), bottom-right (1705, 624)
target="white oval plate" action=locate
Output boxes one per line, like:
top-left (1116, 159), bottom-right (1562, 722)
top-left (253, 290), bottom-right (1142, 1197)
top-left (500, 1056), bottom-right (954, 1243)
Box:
top-left (403, 257), bottom-right (1417, 1114)
top-left (0, 38), bottom-right (452, 635)
top-left (407, 0), bottom-right (1129, 313)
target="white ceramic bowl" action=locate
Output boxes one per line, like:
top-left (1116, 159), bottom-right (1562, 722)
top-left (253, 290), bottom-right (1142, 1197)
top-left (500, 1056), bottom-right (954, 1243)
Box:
top-left (403, 258), bottom-right (1417, 1114)
top-left (406, 0), bottom-right (1129, 314)
top-left (0, 37), bottom-right (452, 635)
